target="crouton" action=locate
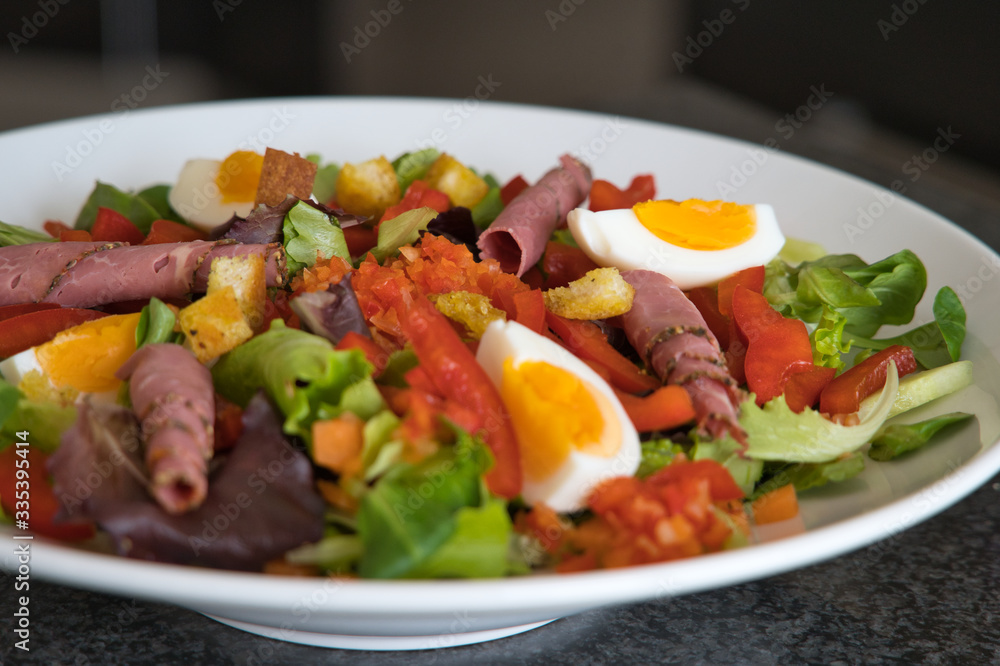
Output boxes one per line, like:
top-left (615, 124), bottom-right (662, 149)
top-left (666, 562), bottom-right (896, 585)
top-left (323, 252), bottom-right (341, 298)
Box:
top-left (423, 153), bottom-right (489, 209)
top-left (335, 156), bottom-right (401, 219)
top-left (430, 291), bottom-right (506, 339)
top-left (543, 267), bottom-right (635, 320)
top-left (206, 254), bottom-right (267, 331)
top-left (178, 286), bottom-right (253, 363)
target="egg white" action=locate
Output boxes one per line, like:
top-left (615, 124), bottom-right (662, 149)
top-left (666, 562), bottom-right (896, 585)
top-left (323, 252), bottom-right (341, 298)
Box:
top-left (476, 320), bottom-right (640, 512)
top-left (167, 158), bottom-right (257, 232)
top-left (567, 203), bottom-right (785, 290)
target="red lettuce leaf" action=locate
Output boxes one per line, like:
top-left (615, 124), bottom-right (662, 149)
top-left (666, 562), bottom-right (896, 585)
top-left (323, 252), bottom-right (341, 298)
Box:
top-left (48, 392), bottom-right (325, 571)
top-left (290, 274), bottom-right (370, 344)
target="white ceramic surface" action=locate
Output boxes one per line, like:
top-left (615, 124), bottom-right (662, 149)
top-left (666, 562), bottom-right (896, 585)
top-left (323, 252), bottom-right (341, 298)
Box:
top-left (2, 98), bottom-right (999, 650)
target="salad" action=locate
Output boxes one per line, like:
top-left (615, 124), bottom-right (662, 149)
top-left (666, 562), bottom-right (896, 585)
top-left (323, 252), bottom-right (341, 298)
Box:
top-left (0, 146), bottom-right (975, 579)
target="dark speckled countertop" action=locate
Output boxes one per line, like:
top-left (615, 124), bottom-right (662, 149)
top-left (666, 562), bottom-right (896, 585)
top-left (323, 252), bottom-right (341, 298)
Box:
top-left (4, 83), bottom-right (1000, 665)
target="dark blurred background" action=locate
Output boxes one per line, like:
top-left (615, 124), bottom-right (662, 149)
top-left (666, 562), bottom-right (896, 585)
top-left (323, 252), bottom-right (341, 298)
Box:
top-left (2, 0), bottom-right (999, 210)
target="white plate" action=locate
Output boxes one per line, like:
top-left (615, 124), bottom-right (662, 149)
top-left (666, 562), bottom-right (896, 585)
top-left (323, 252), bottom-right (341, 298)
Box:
top-left (2, 97), bottom-right (1000, 651)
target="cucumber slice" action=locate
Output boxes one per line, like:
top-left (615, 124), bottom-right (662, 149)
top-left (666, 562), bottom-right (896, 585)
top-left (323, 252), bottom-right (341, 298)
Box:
top-left (860, 360), bottom-right (973, 419)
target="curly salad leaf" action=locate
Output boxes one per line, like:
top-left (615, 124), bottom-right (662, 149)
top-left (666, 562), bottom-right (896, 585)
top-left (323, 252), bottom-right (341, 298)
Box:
top-left (356, 424), bottom-right (513, 579)
top-left (210, 321), bottom-right (384, 446)
top-left (283, 200), bottom-right (350, 274)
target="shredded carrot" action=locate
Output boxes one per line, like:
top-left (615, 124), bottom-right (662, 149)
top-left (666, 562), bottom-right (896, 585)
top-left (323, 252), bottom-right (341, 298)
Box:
top-left (751, 484), bottom-right (799, 524)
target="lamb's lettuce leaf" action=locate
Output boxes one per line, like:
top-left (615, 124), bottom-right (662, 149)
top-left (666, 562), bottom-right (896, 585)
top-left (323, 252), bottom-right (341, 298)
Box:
top-left (74, 181), bottom-right (164, 234)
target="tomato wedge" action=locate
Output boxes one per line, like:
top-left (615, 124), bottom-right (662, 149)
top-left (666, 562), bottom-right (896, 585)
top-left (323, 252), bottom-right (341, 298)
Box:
top-left (500, 174), bottom-right (529, 205)
top-left (819, 345), bottom-right (917, 415)
top-left (541, 241), bottom-right (599, 289)
top-left (91, 207), bottom-right (145, 245)
top-left (588, 174), bottom-right (656, 211)
top-left (0, 308), bottom-right (108, 357)
top-left (0, 303), bottom-right (61, 323)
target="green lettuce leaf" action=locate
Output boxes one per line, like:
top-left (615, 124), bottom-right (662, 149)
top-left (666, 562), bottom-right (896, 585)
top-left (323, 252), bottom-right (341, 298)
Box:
top-left (868, 411), bottom-right (974, 461)
top-left (392, 149), bottom-right (440, 192)
top-left (74, 181), bottom-right (163, 234)
top-left (210, 321), bottom-right (383, 445)
top-left (356, 426), bottom-right (511, 579)
top-left (0, 221), bottom-right (54, 247)
top-left (135, 297), bottom-right (180, 348)
top-left (282, 200), bottom-right (350, 275)
top-left (0, 380), bottom-right (77, 453)
top-left (136, 184), bottom-right (184, 223)
top-left (692, 436), bottom-right (764, 496)
top-left (810, 305), bottom-right (851, 371)
top-left (636, 438), bottom-right (682, 479)
top-left (371, 207), bottom-right (440, 262)
top-left (306, 154), bottom-right (340, 205)
top-left (471, 186), bottom-right (503, 229)
top-left (751, 453), bottom-right (865, 499)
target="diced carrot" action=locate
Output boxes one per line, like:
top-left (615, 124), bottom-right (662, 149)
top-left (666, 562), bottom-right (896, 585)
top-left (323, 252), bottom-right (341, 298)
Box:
top-left (60, 229), bottom-right (92, 242)
top-left (311, 413), bottom-right (365, 478)
top-left (751, 484), bottom-right (799, 524)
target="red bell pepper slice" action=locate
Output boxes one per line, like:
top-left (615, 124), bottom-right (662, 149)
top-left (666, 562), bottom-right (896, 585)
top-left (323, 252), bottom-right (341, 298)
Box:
top-left (732, 285), bottom-right (814, 406)
top-left (500, 174), bottom-right (530, 206)
top-left (541, 241), bottom-right (600, 289)
top-left (0, 303), bottom-right (61, 323)
top-left (511, 289), bottom-right (546, 335)
top-left (0, 446), bottom-right (96, 541)
top-left (588, 175), bottom-right (656, 211)
top-left (91, 207), bottom-right (145, 245)
top-left (614, 385), bottom-right (696, 433)
top-left (141, 219), bottom-right (208, 244)
top-left (783, 365), bottom-right (837, 413)
top-left (43, 220), bottom-right (70, 238)
top-left (717, 265), bottom-right (765, 318)
top-left (545, 312), bottom-right (659, 394)
top-left (60, 229), bottom-right (93, 242)
top-left (402, 296), bottom-right (522, 499)
top-left (819, 345), bottom-right (917, 415)
top-left (685, 286), bottom-right (730, 349)
top-left (380, 180), bottom-right (450, 224)
top-left (44, 219), bottom-right (92, 242)
top-left (0, 308), bottom-right (108, 357)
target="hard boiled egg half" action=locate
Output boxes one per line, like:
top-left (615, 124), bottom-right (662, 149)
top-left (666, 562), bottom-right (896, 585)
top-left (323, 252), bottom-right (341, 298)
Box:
top-left (0, 313), bottom-right (141, 404)
top-left (568, 199), bottom-right (785, 290)
top-left (168, 150), bottom-right (265, 232)
top-left (476, 320), bottom-right (640, 512)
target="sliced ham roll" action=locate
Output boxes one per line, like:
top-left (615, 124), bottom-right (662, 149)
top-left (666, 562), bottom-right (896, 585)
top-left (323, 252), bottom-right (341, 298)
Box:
top-left (116, 343), bottom-right (215, 514)
top-left (477, 154), bottom-right (591, 276)
top-left (0, 240), bottom-right (286, 308)
top-left (621, 269), bottom-right (747, 444)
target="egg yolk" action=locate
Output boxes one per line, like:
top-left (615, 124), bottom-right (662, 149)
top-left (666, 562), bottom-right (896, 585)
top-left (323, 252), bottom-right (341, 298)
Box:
top-left (216, 150), bottom-right (264, 203)
top-left (632, 199), bottom-right (756, 251)
top-left (500, 359), bottom-right (620, 482)
top-left (36, 313), bottom-right (142, 393)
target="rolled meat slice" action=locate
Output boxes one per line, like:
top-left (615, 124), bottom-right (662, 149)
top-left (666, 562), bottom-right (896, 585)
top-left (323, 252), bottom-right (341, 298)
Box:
top-left (0, 240), bottom-right (286, 308)
top-left (621, 269), bottom-right (747, 444)
top-left (477, 154), bottom-right (591, 276)
top-left (116, 343), bottom-right (215, 514)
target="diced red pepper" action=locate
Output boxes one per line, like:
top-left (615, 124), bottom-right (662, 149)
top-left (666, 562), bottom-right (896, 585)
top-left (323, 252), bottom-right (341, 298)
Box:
top-left (732, 285), bottom-right (814, 406)
top-left (213, 394), bottom-right (244, 452)
top-left (588, 175), bottom-right (656, 212)
top-left (0, 308), bottom-right (108, 357)
top-left (91, 207), bottom-right (145, 245)
top-left (500, 174), bottom-right (530, 206)
top-left (0, 446), bottom-right (96, 541)
top-left (542, 241), bottom-right (600, 289)
top-left (649, 459), bottom-right (744, 502)
top-left (380, 180), bottom-right (450, 224)
top-left (141, 219), bottom-right (208, 244)
top-left (614, 385), bottom-right (696, 433)
top-left (402, 296), bottom-right (522, 499)
top-left (545, 312), bottom-right (659, 394)
top-left (819, 345), bottom-right (917, 415)
top-left (783, 365), bottom-right (837, 413)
